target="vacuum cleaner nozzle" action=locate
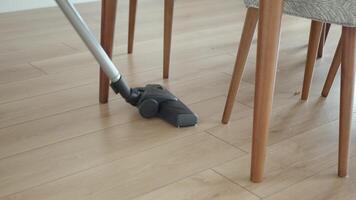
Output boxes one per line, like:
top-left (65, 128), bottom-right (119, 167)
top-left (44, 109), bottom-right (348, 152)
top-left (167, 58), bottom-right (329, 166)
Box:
top-left (137, 84), bottom-right (198, 127)
top-left (111, 81), bottom-right (198, 128)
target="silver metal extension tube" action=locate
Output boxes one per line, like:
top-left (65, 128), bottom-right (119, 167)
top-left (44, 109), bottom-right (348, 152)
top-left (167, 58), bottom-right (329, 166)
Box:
top-left (55, 0), bottom-right (121, 82)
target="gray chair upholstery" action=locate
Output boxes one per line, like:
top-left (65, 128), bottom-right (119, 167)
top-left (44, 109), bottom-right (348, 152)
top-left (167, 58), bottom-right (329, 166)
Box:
top-left (244, 0), bottom-right (356, 27)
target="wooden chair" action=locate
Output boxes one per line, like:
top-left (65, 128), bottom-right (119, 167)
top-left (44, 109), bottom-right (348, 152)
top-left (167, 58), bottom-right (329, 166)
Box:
top-left (224, 0), bottom-right (356, 182)
top-left (100, 0), bottom-right (175, 103)
top-left (222, 7), bottom-right (325, 124)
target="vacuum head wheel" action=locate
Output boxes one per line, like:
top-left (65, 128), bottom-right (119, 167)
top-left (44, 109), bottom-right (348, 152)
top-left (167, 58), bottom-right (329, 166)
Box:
top-left (138, 99), bottom-right (159, 118)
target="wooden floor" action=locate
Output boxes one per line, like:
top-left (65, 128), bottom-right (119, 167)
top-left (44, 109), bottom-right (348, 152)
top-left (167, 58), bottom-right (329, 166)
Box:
top-left (0, 0), bottom-right (355, 199)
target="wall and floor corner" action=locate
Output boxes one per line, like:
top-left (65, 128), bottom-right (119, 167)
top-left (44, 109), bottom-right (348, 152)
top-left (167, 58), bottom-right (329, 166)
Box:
top-left (0, 0), bottom-right (99, 13)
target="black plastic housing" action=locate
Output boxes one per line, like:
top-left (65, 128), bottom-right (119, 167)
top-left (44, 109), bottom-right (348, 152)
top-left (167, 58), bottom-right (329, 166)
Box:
top-left (158, 99), bottom-right (198, 127)
top-left (111, 77), bottom-right (141, 106)
top-left (111, 81), bottom-right (198, 127)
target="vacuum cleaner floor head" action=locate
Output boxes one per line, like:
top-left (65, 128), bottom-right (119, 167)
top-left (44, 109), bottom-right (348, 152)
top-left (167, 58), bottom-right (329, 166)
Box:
top-left (135, 85), bottom-right (198, 128)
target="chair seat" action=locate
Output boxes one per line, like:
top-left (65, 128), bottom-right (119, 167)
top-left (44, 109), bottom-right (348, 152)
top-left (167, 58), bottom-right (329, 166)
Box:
top-left (244, 0), bottom-right (356, 27)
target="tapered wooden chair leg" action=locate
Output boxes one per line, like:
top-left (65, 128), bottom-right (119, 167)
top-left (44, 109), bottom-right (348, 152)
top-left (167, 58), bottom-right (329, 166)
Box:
top-left (317, 23), bottom-right (326, 59)
top-left (222, 8), bottom-right (258, 124)
top-left (251, 0), bottom-right (284, 183)
top-left (301, 20), bottom-right (324, 100)
top-left (99, 0), bottom-right (118, 104)
top-left (325, 23), bottom-right (331, 39)
top-left (128, 0), bottom-right (137, 54)
top-left (321, 38), bottom-right (342, 97)
top-left (338, 27), bottom-right (356, 177)
top-left (163, 0), bottom-right (174, 79)
top-left (317, 23), bottom-right (331, 58)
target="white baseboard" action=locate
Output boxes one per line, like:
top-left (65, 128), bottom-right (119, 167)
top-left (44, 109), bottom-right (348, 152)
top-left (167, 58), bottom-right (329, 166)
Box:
top-left (0, 0), bottom-right (99, 13)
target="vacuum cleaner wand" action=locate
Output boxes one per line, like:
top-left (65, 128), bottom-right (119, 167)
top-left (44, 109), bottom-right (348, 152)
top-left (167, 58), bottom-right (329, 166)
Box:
top-left (55, 0), bottom-right (198, 127)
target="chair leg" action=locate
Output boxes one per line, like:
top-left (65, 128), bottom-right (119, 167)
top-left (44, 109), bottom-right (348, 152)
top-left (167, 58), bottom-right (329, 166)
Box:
top-left (317, 23), bottom-right (326, 59)
top-left (325, 23), bottom-right (331, 39)
top-left (301, 20), bottom-right (324, 100)
top-left (318, 23), bottom-right (331, 58)
top-left (321, 38), bottom-right (342, 97)
top-left (338, 27), bottom-right (356, 177)
top-left (222, 8), bottom-right (258, 124)
top-left (99, 0), bottom-right (118, 104)
top-left (128, 0), bottom-right (137, 54)
top-left (163, 0), bottom-right (174, 79)
top-left (251, 0), bottom-right (284, 183)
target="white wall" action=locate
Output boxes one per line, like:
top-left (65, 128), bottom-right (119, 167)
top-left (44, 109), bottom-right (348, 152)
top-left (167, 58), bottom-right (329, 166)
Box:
top-left (0, 0), bottom-right (98, 13)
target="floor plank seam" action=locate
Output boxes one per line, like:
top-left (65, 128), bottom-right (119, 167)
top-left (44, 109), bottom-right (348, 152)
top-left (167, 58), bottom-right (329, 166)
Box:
top-left (215, 100), bottom-right (344, 153)
top-left (0, 98), bottom-right (101, 130)
top-left (99, 24), bottom-right (245, 57)
top-left (206, 116), bottom-right (341, 162)
top-left (0, 131), bottom-right (195, 198)
top-left (0, 114), bottom-right (142, 161)
top-left (261, 163), bottom-right (340, 200)
top-left (61, 42), bottom-right (82, 51)
top-left (28, 62), bottom-right (48, 75)
top-left (265, 117), bottom-right (341, 151)
top-left (217, 77), bottom-right (257, 109)
top-left (121, 168), bottom-right (217, 200)
top-left (186, 94), bottom-right (227, 107)
top-left (210, 168), bottom-right (262, 200)
top-left (0, 130), bottom-right (238, 199)
top-left (222, 92), bottom-right (255, 109)
top-left (116, 46), bottom-right (230, 66)
top-left (204, 130), bottom-right (249, 154)
top-left (0, 81), bottom-right (97, 105)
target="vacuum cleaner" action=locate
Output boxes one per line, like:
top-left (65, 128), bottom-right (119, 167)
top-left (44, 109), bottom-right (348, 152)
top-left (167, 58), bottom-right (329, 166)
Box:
top-left (55, 0), bottom-right (198, 127)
